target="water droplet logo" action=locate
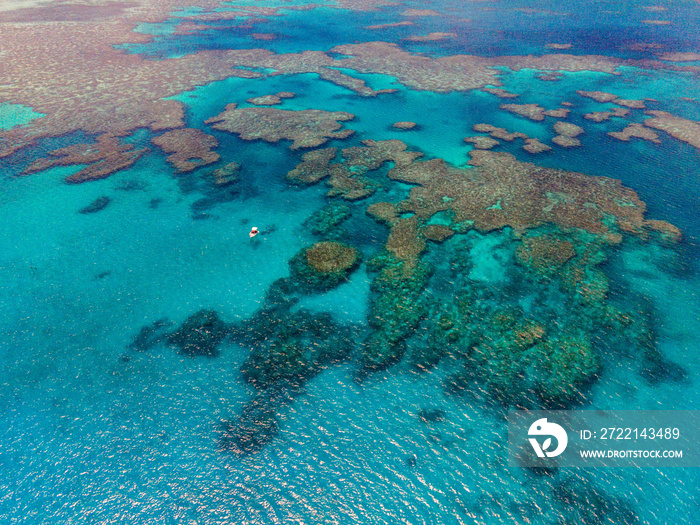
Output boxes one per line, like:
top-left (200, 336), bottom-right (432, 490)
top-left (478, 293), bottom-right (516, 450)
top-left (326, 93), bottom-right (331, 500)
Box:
top-left (528, 418), bottom-right (568, 458)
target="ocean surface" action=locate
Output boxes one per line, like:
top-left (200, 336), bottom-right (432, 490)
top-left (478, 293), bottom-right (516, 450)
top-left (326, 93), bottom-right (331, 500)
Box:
top-left (1, 0), bottom-right (699, 523)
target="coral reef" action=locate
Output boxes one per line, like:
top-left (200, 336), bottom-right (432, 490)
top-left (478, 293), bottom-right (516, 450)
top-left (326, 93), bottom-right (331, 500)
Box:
top-left (238, 308), bottom-right (353, 389)
top-left (167, 309), bottom-right (228, 358)
top-left (287, 139), bottom-right (419, 199)
top-left (608, 123), bottom-right (661, 144)
top-left (642, 111), bottom-right (700, 151)
top-left (583, 108), bottom-right (629, 122)
top-left (473, 123), bottom-right (528, 142)
top-left (401, 8), bottom-right (440, 17)
top-left (365, 21), bottom-right (414, 30)
top-left (247, 94), bottom-right (282, 106)
top-left (464, 136), bottom-right (500, 149)
top-left (207, 162), bottom-right (240, 185)
top-left (577, 90), bottom-right (619, 103)
top-left (78, 196), bottom-right (111, 214)
top-left (23, 134), bottom-right (147, 183)
top-left (219, 392), bottom-right (280, 456)
top-left (246, 92), bottom-right (294, 105)
top-left (404, 32), bottom-right (457, 42)
top-left (361, 252), bottom-right (432, 372)
top-left (552, 476), bottom-right (640, 525)
top-left (500, 103), bottom-right (547, 121)
top-left (552, 122), bottom-right (584, 147)
top-left (390, 150), bottom-right (649, 238)
top-left (481, 87), bottom-right (519, 99)
top-left (418, 409), bottom-right (446, 423)
top-left (289, 241), bottom-right (361, 292)
top-left (515, 233), bottom-right (576, 278)
top-left (206, 105), bottom-right (355, 150)
top-left (304, 202), bottom-right (352, 237)
top-left (151, 128), bottom-right (220, 172)
top-left (286, 148), bottom-right (338, 184)
top-left (392, 121), bottom-right (417, 130)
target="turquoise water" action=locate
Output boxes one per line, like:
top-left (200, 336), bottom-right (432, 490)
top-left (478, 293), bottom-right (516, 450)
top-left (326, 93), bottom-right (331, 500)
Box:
top-left (0, 104), bottom-right (45, 130)
top-left (2, 1), bottom-right (700, 524)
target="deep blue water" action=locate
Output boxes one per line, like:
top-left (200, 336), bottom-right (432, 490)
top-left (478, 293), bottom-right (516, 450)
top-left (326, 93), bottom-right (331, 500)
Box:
top-left (2, 0), bottom-right (700, 523)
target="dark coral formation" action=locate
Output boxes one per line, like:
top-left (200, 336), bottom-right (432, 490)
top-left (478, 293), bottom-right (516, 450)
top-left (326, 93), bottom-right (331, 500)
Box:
top-left (361, 251), bottom-right (432, 372)
top-left (128, 318), bottom-right (174, 353)
top-left (78, 196), bottom-right (111, 214)
top-left (219, 392), bottom-right (280, 456)
top-left (304, 202), bottom-right (352, 238)
top-left (237, 307), bottom-right (353, 389)
top-left (552, 476), bottom-right (640, 525)
top-left (289, 241), bottom-right (361, 292)
top-left (206, 105), bottom-right (355, 150)
top-left (167, 309), bottom-right (228, 358)
top-left (207, 162), bottom-right (240, 186)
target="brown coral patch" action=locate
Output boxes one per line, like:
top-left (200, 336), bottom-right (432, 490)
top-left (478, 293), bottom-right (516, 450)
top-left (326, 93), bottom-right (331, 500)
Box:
top-left (206, 105), bottom-right (355, 150)
top-left (385, 216), bottom-right (426, 274)
top-left (614, 99), bottom-right (646, 109)
top-left (251, 33), bottom-right (278, 41)
top-left (554, 121), bottom-right (584, 137)
top-left (643, 111), bottom-right (700, 151)
top-left (577, 90), bottom-right (619, 103)
top-left (366, 202), bottom-right (399, 225)
top-left (0, 1), bottom-right (137, 22)
top-left (422, 224), bottom-right (454, 242)
top-left (23, 133), bottom-right (146, 183)
top-left (464, 136), bottom-right (500, 149)
top-left (658, 52), bottom-right (700, 62)
top-left (331, 42), bottom-right (502, 92)
top-left (341, 139), bottom-right (423, 171)
top-left (286, 148), bottom-right (337, 184)
top-left (515, 234), bottom-right (576, 273)
top-left (481, 87), bottom-right (519, 99)
top-left (545, 43), bottom-right (572, 50)
top-left (552, 136), bottom-right (581, 148)
top-left (501, 104), bottom-right (547, 121)
top-left (401, 8), bottom-right (440, 16)
top-left (390, 150), bottom-right (648, 237)
top-left (365, 21), bottom-right (414, 30)
top-left (151, 128), bottom-right (220, 172)
top-left (607, 123), bottom-right (661, 144)
top-left (404, 32), bottom-right (457, 42)
top-left (306, 241), bottom-right (359, 273)
top-left (644, 219), bottom-right (682, 244)
top-left (392, 121), bottom-right (417, 130)
top-left (543, 108), bottom-right (571, 118)
top-left (247, 95), bottom-right (283, 106)
top-left (583, 107), bottom-right (629, 122)
top-left (473, 124), bottom-right (528, 142)
top-left (536, 72), bottom-right (564, 81)
top-left (523, 138), bottom-right (552, 154)
top-left (326, 167), bottom-right (378, 201)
